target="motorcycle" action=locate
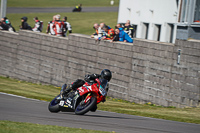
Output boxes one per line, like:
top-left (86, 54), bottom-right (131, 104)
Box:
top-left (48, 78), bottom-right (108, 115)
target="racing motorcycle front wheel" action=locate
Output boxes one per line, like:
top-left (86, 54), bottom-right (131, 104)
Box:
top-left (48, 94), bottom-right (61, 113)
top-left (75, 96), bottom-right (97, 115)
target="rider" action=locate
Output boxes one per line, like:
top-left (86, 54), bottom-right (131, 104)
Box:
top-left (32, 17), bottom-right (43, 32)
top-left (72, 4), bottom-right (82, 12)
top-left (61, 69), bottom-right (112, 96)
top-left (62, 16), bottom-right (72, 37)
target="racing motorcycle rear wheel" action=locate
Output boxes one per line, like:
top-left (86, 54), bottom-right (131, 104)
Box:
top-left (75, 96), bottom-right (97, 115)
top-left (48, 95), bottom-right (61, 113)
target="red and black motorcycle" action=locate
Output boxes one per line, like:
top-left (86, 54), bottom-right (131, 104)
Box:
top-left (48, 78), bottom-right (108, 115)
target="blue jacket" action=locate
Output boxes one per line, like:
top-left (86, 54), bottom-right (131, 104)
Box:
top-left (119, 30), bottom-right (133, 43)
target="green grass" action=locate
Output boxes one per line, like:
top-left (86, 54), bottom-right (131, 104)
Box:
top-left (6, 0), bottom-right (119, 7)
top-left (0, 76), bottom-right (200, 124)
top-left (98, 98), bottom-right (200, 124)
top-left (7, 12), bottom-right (118, 35)
top-left (0, 121), bottom-right (114, 133)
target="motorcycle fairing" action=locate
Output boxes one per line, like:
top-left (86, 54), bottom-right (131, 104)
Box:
top-left (59, 91), bottom-right (80, 110)
top-left (77, 82), bottom-right (99, 96)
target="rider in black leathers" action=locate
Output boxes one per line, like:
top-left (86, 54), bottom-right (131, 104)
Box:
top-left (61, 69), bottom-right (112, 95)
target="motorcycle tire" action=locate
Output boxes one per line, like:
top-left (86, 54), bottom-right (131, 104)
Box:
top-left (75, 96), bottom-right (97, 115)
top-left (48, 95), bottom-right (61, 113)
top-left (90, 105), bottom-right (97, 112)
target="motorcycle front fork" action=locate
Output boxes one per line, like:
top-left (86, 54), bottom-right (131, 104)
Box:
top-left (80, 93), bottom-right (91, 105)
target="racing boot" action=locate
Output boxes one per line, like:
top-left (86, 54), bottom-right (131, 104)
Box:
top-left (64, 84), bottom-right (73, 93)
top-left (60, 84), bottom-right (73, 98)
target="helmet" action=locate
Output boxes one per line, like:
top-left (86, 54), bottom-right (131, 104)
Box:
top-left (100, 69), bottom-right (112, 82)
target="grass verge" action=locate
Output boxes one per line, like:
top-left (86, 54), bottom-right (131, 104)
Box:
top-left (0, 76), bottom-right (200, 124)
top-left (0, 120), bottom-right (114, 133)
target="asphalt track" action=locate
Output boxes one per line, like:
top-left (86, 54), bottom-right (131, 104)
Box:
top-left (7, 7), bottom-right (119, 13)
top-left (0, 93), bottom-right (200, 133)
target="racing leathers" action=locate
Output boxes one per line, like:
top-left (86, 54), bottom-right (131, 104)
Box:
top-left (63, 21), bottom-right (72, 37)
top-left (32, 20), bottom-right (43, 32)
top-left (93, 27), bottom-right (104, 40)
top-left (72, 5), bottom-right (82, 12)
top-left (124, 25), bottom-right (134, 38)
top-left (53, 20), bottom-right (66, 37)
top-left (46, 20), bottom-right (55, 35)
top-left (61, 73), bottom-right (109, 95)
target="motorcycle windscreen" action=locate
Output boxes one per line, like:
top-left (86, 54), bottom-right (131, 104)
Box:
top-left (99, 79), bottom-right (108, 96)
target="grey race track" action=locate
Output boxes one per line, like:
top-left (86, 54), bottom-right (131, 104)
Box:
top-left (7, 7), bottom-right (118, 13)
top-left (0, 93), bottom-right (200, 133)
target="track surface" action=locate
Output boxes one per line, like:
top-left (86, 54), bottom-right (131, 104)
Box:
top-left (7, 7), bottom-right (118, 13)
top-left (0, 93), bottom-right (200, 133)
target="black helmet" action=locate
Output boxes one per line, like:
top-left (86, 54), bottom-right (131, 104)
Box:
top-left (100, 69), bottom-right (112, 82)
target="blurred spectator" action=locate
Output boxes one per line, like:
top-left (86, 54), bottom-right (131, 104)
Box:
top-left (100, 23), bottom-right (105, 29)
top-left (1, 17), bottom-right (6, 24)
top-left (102, 25), bottom-right (115, 40)
top-left (112, 24), bottom-right (123, 42)
top-left (20, 17), bottom-right (32, 30)
top-left (124, 20), bottom-right (134, 38)
top-left (113, 28), bottom-right (133, 43)
top-left (99, 23), bottom-right (105, 33)
top-left (194, 20), bottom-right (200, 22)
top-left (46, 15), bottom-right (56, 35)
top-left (91, 23), bottom-right (99, 35)
top-left (91, 22), bottom-right (114, 41)
top-left (72, 4), bottom-right (82, 12)
top-left (1, 17), bottom-right (15, 32)
top-left (0, 21), bottom-right (9, 31)
top-left (115, 23), bottom-right (124, 31)
top-left (98, 23), bottom-right (107, 40)
top-left (53, 14), bottom-right (66, 37)
top-left (112, 33), bottom-right (119, 42)
top-left (32, 17), bottom-right (43, 32)
top-left (115, 23), bottom-right (123, 29)
top-left (91, 23), bottom-right (104, 40)
top-left (62, 16), bottom-right (72, 37)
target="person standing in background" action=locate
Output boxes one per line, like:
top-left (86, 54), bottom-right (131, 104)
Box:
top-left (124, 20), bottom-right (134, 38)
top-left (62, 16), bottom-right (72, 37)
top-left (20, 17), bottom-right (32, 30)
top-left (53, 14), bottom-right (66, 37)
top-left (32, 17), bottom-right (43, 32)
top-left (46, 15), bottom-right (56, 35)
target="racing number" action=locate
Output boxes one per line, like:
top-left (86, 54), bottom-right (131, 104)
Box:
top-left (59, 101), bottom-right (64, 106)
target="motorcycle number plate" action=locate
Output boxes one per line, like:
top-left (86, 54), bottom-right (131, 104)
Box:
top-left (99, 86), bottom-right (107, 96)
top-left (59, 101), bottom-right (64, 106)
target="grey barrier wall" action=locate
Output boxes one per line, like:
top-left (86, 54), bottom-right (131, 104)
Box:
top-left (0, 30), bottom-right (199, 108)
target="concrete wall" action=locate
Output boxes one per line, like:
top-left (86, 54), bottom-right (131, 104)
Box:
top-left (0, 30), bottom-right (199, 108)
